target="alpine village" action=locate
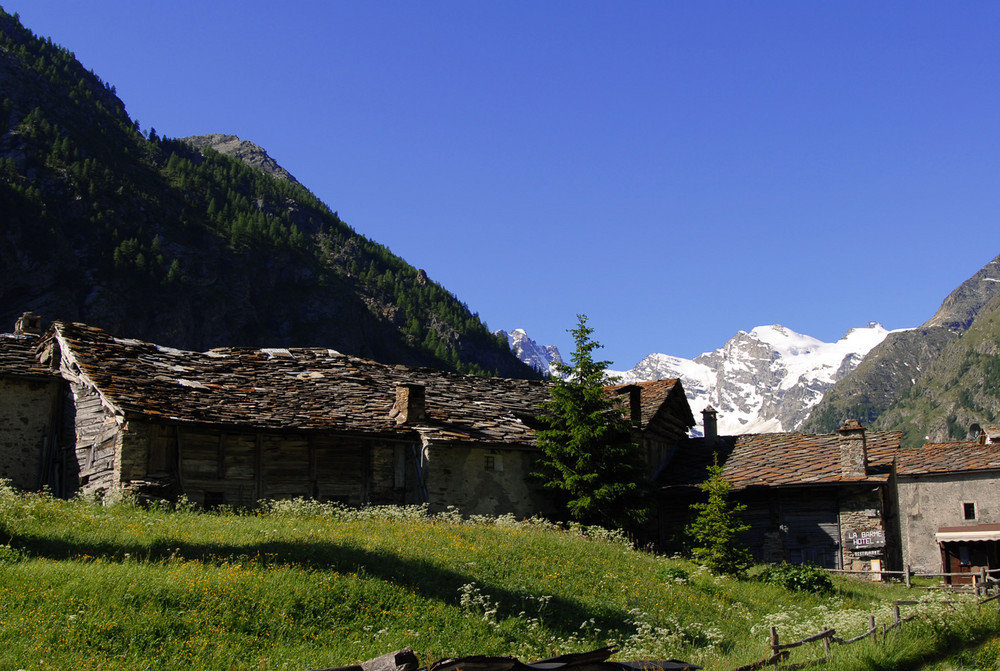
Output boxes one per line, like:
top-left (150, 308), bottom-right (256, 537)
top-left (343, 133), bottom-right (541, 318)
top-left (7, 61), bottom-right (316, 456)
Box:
top-left (2, 8), bottom-right (1000, 671)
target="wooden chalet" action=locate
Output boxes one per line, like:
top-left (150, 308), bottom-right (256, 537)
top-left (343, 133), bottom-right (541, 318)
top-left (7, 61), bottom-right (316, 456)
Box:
top-left (0, 318), bottom-right (696, 520)
top-left (657, 413), bottom-right (903, 571)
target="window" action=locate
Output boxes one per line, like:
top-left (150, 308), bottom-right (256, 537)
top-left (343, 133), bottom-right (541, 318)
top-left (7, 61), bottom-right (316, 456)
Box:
top-left (963, 502), bottom-right (977, 521)
top-left (485, 455), bottom-right (503, 472)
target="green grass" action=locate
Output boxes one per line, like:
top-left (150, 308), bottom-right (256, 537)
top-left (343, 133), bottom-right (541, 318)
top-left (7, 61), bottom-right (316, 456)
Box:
top-left (0, 486), bottom-right (996, 671)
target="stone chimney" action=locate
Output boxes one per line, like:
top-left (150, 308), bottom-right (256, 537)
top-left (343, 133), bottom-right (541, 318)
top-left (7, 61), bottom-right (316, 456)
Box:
top-left (615, 384), bottom-right (642, 427)
top-left (702, 406), bottom-right (718, 442)
top-left (390, 383), bottom-right (426, 425)
top-left (14, 312), bottom-right (42, 336)
top-left (837, 419), bottom-right (868, 478)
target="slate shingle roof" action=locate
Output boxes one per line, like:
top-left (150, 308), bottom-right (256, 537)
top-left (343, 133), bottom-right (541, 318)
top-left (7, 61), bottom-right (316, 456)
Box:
top-left (896, 441), bottom-right (1000, 476)
top-left (606, 379), bottom-right (694, 430)
top-left (0, 334), bottom-right (53, 379)
top-left (49, 321), bottom-right (552, 446)
top-left (658, 430), bottom-right (900, 491)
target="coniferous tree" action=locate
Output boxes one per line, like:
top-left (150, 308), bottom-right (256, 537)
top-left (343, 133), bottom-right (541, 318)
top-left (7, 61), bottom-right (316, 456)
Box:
top-left (532, 314), bottom-right (649, 534)
top-left (687, 454), bottom-right (753, 577)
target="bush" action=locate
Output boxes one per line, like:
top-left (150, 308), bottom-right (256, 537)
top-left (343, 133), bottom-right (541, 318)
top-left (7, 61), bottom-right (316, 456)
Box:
top-left (757, 562), bottom-right (834, 595)
top-left (0, 544), bottom-right (25, 565)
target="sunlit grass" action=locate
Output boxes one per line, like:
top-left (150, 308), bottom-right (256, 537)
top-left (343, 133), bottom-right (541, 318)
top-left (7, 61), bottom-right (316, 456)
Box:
top-left (0, 484), bottom-right (996, 670)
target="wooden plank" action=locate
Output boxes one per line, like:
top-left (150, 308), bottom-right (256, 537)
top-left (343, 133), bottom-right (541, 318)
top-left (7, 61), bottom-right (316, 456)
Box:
top-left (255, 433), bottom-right (263, 500)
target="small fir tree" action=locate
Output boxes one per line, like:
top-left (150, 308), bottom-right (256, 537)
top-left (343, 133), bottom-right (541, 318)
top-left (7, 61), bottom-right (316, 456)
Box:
top-left (687, 453), bottom-right (753, 577)
top-left (532, 314), bottom-right (649, 534)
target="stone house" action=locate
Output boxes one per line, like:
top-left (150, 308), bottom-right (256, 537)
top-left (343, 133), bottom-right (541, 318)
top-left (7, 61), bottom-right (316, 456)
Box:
top-left (896, 438), bottom-right (1000, 581)
top-left (1, 319), bottom-right (695, 520)
top-left (657, 412), bottom-right (902, 571)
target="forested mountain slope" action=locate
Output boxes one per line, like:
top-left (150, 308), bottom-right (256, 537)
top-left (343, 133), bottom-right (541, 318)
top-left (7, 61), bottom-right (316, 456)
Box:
top-left (0, 9), bottom-right (533, 377)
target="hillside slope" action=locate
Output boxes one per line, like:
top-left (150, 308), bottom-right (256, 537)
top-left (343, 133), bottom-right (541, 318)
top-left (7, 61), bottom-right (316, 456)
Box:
top-left (0, 10), bottom-right (532, 377)
top-left (0, 486), bottom-right (988, 670)
top-left (803, 253), bottom-right (1000, 441)
top-left (872, 293), bottom-right (1000, 446)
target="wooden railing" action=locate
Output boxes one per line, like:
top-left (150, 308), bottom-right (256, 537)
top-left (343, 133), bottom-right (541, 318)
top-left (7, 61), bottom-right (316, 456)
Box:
top-left (731, 589), bottom-right (1000, 671)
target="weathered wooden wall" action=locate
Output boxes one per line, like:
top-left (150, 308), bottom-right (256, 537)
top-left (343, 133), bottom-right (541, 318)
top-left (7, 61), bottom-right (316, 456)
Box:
top-left (65, 382), bottom-right (119, 496)
top-left (115, 419), bottom-right (417, 509)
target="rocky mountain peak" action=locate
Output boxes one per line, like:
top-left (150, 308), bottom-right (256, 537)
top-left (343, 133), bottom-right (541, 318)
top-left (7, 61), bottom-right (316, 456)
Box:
top-left (496, 329), bottom-right (564, 377)
top-left (923, 253), bottom-right (1000, 331)
top-left (181, 134), bottom-right (299, 183)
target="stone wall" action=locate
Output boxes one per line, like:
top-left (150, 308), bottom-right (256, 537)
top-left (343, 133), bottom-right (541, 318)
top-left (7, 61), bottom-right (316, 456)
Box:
top-left (423, 444), bottom-right (551, 518)
top-left (0, 377), bottom-right (59, 490)
top-left (838, 485), bottom-right (889, 571)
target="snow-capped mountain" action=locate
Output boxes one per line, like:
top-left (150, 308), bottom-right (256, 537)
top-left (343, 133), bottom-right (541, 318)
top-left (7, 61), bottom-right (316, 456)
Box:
top-left (496, 328), bottom-right (564, 377)
top-left (609, 323), bottom-right (895, 435)
top-left (506, 323), bottom-right (896, 435)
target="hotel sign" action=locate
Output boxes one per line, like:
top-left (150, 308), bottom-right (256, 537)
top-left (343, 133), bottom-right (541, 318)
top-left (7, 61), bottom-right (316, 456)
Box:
top-left (845, 529), bottom-right (885, 551)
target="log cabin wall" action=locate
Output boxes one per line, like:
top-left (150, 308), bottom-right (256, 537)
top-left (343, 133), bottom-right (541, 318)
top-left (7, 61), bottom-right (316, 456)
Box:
top-left (65, 382), bottom-right (120, 497)
top-left (116, 418), bottom-right (418, 509)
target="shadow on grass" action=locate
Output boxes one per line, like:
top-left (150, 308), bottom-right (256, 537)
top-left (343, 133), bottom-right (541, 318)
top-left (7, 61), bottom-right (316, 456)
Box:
top-left (10, 531), bottom-right (628, 637)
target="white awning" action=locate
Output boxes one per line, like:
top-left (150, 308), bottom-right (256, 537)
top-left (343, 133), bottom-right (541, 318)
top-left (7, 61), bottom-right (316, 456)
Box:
top-left (936, 529), bottom-right (1000, 543)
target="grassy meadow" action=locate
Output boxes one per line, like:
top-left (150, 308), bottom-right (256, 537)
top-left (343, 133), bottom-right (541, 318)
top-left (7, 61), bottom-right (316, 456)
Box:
top-left (0, 485), bottom-right (998, 671)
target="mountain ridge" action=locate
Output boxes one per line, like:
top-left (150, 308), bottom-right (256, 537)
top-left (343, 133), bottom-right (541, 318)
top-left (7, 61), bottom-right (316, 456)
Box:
top-left (506, 322), bottom-right (893, 435)
top-left (803, 252), bottom-right (1000, 442)
top-left (0, 8), bottom-right (535, 378)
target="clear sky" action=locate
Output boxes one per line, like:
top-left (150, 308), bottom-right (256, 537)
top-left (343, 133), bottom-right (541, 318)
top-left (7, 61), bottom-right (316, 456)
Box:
top-left (10, 1), bottom-right (1000, 368)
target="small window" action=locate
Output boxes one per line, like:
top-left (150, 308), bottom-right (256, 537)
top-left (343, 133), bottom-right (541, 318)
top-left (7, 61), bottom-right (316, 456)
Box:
top-left (485, 455), bottom-right (503, 472)
top-left (963, 502), bottom-right (977, 521)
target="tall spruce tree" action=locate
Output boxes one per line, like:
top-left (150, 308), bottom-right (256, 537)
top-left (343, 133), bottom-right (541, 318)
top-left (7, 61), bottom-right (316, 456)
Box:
top-left (687, 454), bottom-right (753, 577)
top-left (532, 314), bottom-right (649, 534)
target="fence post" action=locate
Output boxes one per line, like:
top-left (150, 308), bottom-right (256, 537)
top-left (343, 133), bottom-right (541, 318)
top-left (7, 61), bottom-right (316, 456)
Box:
top-left (869, 614), bottom-right (875, 634)
top-left (905, 564), bottom-right (911, 588)
top-left (893, 605), bottom-right (900, 626)
top-left (770, 626), bottom-right (779, 661)
top-left (823, 634), bottom-right (831, 660)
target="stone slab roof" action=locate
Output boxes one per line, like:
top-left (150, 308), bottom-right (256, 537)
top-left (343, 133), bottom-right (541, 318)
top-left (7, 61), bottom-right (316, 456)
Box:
top-left (47, 321), bottom-right (552, 446)
top-left (0, 334), bottom-right (53, 379)
top-left (606, 379), bottom-right (694, 431)
top-left (897, 441), bottom-right (1000, 476)
top-left (658, 429), bottom-right (900, 491)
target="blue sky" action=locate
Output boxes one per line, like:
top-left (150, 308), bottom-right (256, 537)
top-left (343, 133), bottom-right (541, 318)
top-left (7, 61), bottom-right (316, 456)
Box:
top-left (11, 1), bottom-right (1000, 368)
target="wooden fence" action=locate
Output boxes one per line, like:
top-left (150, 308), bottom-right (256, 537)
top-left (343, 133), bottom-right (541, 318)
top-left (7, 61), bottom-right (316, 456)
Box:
top-left (731, 583), bottom-right (1000, 671)
top-left (826, 566), bottom-right (1000, 592)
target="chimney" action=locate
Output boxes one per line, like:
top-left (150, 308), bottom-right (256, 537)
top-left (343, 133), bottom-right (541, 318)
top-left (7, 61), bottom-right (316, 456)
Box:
top-left (391, 384), bottom-right (426, 425)
top-left (615, 384), bottom-right (642, 427)
top-left (14, 312), bottom-right (42, 336)
top-left (837, 419), bottom-right (868, 478)
top-left (702, 406), bottom-right (718, 442)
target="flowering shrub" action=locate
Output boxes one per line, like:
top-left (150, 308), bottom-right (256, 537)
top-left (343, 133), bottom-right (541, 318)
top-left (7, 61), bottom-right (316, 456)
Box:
top-left (757, 562), bottom-right (833, 595)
